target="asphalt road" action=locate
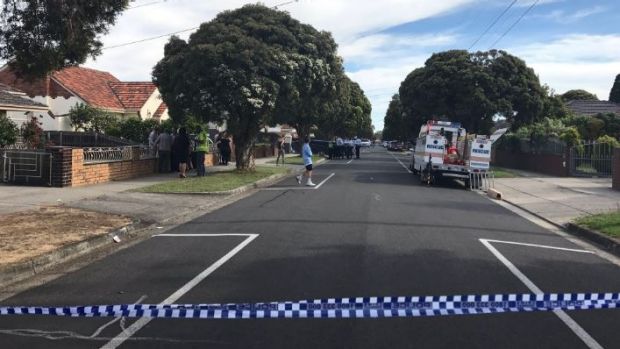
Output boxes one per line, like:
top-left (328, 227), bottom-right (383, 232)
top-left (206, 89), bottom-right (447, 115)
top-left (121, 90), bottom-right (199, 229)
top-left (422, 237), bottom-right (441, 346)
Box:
top-left (1, 147), bottom-right (619, 348)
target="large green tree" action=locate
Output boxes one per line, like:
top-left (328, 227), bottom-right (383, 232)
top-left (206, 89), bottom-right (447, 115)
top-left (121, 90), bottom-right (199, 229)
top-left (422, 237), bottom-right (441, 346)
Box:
top-left (561, 89), bottom-right (598, 101)
top-left (0, 0), bottom-right (129, 79)
top-left (383, 94), bottom-right (409, 141)
top-left (399, 50), bottom-right (547, 135)
top-left (154, 4), bottom-right (345, 170)
top-left (610, 74), bottom-right (620, 103)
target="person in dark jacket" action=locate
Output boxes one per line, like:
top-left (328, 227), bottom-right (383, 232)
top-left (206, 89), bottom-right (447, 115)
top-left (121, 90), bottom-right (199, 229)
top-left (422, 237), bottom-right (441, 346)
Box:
top-left (173, 127), bottom-right (191, 178)
top-left (219, 133), bottom-right (232, 166)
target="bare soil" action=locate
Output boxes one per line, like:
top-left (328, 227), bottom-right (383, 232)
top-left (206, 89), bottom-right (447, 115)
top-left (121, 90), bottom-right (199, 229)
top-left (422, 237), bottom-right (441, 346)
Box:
top-left (0, 206), bottom-right (131, 266)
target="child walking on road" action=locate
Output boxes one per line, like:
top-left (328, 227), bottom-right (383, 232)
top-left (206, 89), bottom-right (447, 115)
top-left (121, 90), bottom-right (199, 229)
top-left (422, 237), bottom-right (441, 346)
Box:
top-left (296, 137), bottom-right (316, 186)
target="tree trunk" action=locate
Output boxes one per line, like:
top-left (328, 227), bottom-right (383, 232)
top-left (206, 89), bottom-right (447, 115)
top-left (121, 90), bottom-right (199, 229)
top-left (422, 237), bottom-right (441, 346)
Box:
top-left (234, 134), bottom-right (256, 171)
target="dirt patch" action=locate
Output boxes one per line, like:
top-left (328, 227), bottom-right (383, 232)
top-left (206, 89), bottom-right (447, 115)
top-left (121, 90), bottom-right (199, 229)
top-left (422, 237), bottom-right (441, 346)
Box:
top-left (0, 206), bottom-right (131, 266)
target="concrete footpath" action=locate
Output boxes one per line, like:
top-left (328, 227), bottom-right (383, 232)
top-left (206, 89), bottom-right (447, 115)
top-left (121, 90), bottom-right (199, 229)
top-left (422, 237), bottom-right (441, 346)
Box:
top-left (495, 173), bottom-right (620, 226)
top-left (0, 155), bottom-right (305, 288)
top-left (0, 155), bottom-right (301, 221)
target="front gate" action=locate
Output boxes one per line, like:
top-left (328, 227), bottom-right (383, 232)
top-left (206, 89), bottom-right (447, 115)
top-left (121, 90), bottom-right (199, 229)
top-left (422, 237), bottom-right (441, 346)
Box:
top-left (1, 151), bottom-right (52, 186)
top-left (569, 142), bottom-right (613, 177)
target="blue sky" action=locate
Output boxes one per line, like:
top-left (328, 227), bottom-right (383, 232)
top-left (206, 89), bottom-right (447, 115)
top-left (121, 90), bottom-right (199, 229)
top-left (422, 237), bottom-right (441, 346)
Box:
top-left (84, 0), bottom-right (620, 131)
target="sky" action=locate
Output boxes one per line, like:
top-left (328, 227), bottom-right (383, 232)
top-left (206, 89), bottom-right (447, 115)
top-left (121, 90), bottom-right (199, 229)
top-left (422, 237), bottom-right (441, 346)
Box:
top-left (84, 0), bottom-right (620, 131)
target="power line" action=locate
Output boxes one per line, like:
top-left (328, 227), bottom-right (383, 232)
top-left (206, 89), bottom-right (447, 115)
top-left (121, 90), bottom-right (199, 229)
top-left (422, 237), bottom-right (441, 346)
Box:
top-left (127, 1), bottom-right (168, 11)
top-left (468, 0), bottom-right (518, 51)
top-left (489, 0), bottom-right (540, 49)
top-left (103, 0), bottom-right (300, 50)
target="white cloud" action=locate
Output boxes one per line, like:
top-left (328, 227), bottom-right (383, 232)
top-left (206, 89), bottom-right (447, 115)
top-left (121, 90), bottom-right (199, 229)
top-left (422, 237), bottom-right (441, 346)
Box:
top-left (533, 6), bottom-right (607, 24)
top-left (510, 34), bottom-right (620, 99)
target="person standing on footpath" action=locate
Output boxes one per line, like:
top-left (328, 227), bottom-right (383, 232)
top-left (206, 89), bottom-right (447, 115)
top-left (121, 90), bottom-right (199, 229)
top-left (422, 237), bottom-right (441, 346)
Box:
top-left (148, 127), bottom-right (159, 157)
top-left (155, 129), bottom-right (172, 173)
top-left (219, 133), bottom-right (232, 166)
top-left (276, 135), bottom-right (286, 166)
top-left (296, 136), bottom-right (316, 186)
top-left (196, 126), bottom-right (211, 177)
top-left (173, 127), bottom-right (191, 178)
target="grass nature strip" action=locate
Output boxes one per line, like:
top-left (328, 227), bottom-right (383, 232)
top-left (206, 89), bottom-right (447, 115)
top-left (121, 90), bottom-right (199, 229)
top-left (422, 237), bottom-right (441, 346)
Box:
top-left (134, 166), bottom-right (288, 193)
top-left (575, 212), bottom-right (620, 238)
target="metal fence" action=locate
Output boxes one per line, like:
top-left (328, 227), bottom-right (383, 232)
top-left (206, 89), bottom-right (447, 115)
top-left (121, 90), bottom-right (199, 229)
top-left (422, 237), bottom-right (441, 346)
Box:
top-left (1, 150), bottom-right (52, 186)
top-left (83, 145), bottom-right (156, 164)
top-left (469, 171), bottom-right (495, 192)
top-left (569, 142), bottom-right (614, 177)
top-left (45, 131), bottom-right (136, 147)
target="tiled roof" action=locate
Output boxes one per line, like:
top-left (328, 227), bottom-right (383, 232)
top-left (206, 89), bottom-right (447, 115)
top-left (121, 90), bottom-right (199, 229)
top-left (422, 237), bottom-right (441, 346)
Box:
top-left (0, 83), bottom-right (48, 110)
top-left (109, 82), bottom-right (157, 110)
top-left (565, 100), bottom-right (620, 116)
top-left (51, 66), bottom-right (124, 111)
top-left (153, 101), bottom-right (167, 118)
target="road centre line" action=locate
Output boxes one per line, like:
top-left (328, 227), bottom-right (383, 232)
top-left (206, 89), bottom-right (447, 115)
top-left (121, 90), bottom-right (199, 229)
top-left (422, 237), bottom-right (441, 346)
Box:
top-left (482, 239), bottom-right (594, 254)
top-left (101, 234), bottom-right (259, 349)
top-left (480, 239), bottom-right (603, 349)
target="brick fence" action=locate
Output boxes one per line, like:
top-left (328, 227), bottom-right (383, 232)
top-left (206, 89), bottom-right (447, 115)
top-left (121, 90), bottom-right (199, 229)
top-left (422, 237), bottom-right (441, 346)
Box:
top-left (71, 148), bottom-right (156, 187)
top-left (48, 146), bottom-right (156, 187)
top-left (492, 149), bottom-right (570, 177)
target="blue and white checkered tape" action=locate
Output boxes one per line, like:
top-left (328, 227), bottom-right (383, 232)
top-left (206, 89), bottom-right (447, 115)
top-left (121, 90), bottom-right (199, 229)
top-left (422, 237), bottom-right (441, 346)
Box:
top-left (1, 292), bottom-right (618, 319)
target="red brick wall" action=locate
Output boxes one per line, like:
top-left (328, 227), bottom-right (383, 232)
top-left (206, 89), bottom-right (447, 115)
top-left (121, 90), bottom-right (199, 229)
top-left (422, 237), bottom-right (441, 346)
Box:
top-left (70, 149), bottom-right (156, 187)
top-left (613, 148), bottom-right (620, 190)
top-left (47, 146), bottom-right (73, 187)
top-left (493, 149), bottom-right (570, 177)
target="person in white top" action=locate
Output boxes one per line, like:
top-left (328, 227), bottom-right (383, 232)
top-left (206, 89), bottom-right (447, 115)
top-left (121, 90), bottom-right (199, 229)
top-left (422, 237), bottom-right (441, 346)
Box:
top-left (354, 136), bottom-right (362, 159)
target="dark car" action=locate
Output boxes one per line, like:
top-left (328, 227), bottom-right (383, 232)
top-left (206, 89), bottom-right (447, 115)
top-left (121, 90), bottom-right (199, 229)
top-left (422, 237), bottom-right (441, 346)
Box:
top-left (292, 139), bottom-right (330, 155)
top-left (387, 141), bottom-right (403, 151)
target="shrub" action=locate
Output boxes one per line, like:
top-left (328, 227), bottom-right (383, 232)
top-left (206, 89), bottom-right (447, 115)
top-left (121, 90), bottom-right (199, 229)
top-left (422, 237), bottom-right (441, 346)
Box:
top-left (560, 127), bottom-right (581, 147)
top-left (20, 116), bottom-right (44, 148)
top-left (0, 113), bottom-right (19, 147)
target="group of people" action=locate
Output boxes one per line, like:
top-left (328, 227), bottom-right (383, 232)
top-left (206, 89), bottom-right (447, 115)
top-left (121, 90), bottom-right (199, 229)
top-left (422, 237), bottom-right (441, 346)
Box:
top-left (148, 127), bottom-right (233, 179)
top-left (327, 136), bottom-right (362, 160)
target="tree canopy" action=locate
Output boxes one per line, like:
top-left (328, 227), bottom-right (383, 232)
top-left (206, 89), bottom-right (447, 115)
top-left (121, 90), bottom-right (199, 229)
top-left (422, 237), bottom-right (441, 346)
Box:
top-left (561, 89), bottom-right (598, 101)
top-left (398, 50), bottom-right (547, 135)
top-left (153, 4), bottom-right (358, 170)
top-left (382, 94), bottom-right (409, 141)
top-left (609, 74), bottom-right (620, 103)
top-left (0, 0), bottom-right (129, 79)
top-left (316, 74), bottom-right (372, 139)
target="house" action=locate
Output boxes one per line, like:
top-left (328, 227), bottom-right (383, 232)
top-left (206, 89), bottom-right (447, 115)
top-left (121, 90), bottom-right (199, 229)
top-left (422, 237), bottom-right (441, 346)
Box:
top-left (565, 100), bottom-right (620, 117)
top-left (0, 83), bottom-right (48, 123)
top-left (0, 65), bottom-right (169, 131)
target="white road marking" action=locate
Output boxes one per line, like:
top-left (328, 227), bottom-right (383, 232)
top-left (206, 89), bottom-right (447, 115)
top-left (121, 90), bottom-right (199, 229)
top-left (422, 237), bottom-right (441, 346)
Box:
top-left (314, 173), bottom-right (335, 189)
top-left (388, 152), bottom-right (412, 173)
top-left (482, 239), bottom-right (594, 254)
top-left (347, 159), bottom-right (353, 164)
top-left (155, 234), bottom-right (255, 237)
top-left (90, 295), bottom-right (147, 338)
top-left (490, 198), bottom-right (620, 267)
top-left (480, 239), bottom-right (603, 349)
top-left (101, 234), bottom-right (259, 349)
top-left (262, 173), bottom-right (336, 191)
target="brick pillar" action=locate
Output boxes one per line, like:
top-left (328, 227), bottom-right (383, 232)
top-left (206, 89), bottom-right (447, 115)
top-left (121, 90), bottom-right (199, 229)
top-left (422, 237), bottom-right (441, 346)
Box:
top-left (613, 148), bottom-right (620, 190)
top-left (47, 146), bottom-right (72, 187)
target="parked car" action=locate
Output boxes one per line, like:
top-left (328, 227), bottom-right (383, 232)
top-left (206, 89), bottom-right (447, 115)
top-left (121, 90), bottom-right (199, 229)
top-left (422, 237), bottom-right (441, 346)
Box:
top-left (387, 141), bottom-right (404, 151)
top-left (292, 139), bottom-right (330, 155)
top-left (361, 139), bottom-right (371, 147)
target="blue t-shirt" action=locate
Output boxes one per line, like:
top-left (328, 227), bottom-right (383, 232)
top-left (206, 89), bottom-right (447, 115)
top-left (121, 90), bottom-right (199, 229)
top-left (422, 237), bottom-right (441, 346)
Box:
top-left (302, 143), bottom-right (313, 166)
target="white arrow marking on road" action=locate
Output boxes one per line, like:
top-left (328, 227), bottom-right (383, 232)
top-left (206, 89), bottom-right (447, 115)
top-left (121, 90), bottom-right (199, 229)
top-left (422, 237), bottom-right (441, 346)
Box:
top-left (480, 239), bottom-right (603, 349)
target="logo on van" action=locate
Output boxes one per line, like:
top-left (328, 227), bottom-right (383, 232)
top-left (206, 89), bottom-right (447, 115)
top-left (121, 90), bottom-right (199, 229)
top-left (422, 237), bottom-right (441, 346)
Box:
top-left (427, 144), bottom-right (444, 150)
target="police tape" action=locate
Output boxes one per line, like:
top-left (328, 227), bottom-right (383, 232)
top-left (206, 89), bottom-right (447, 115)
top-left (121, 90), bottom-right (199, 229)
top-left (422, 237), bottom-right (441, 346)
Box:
top-left (1, 293), bottom-right (619, 319)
